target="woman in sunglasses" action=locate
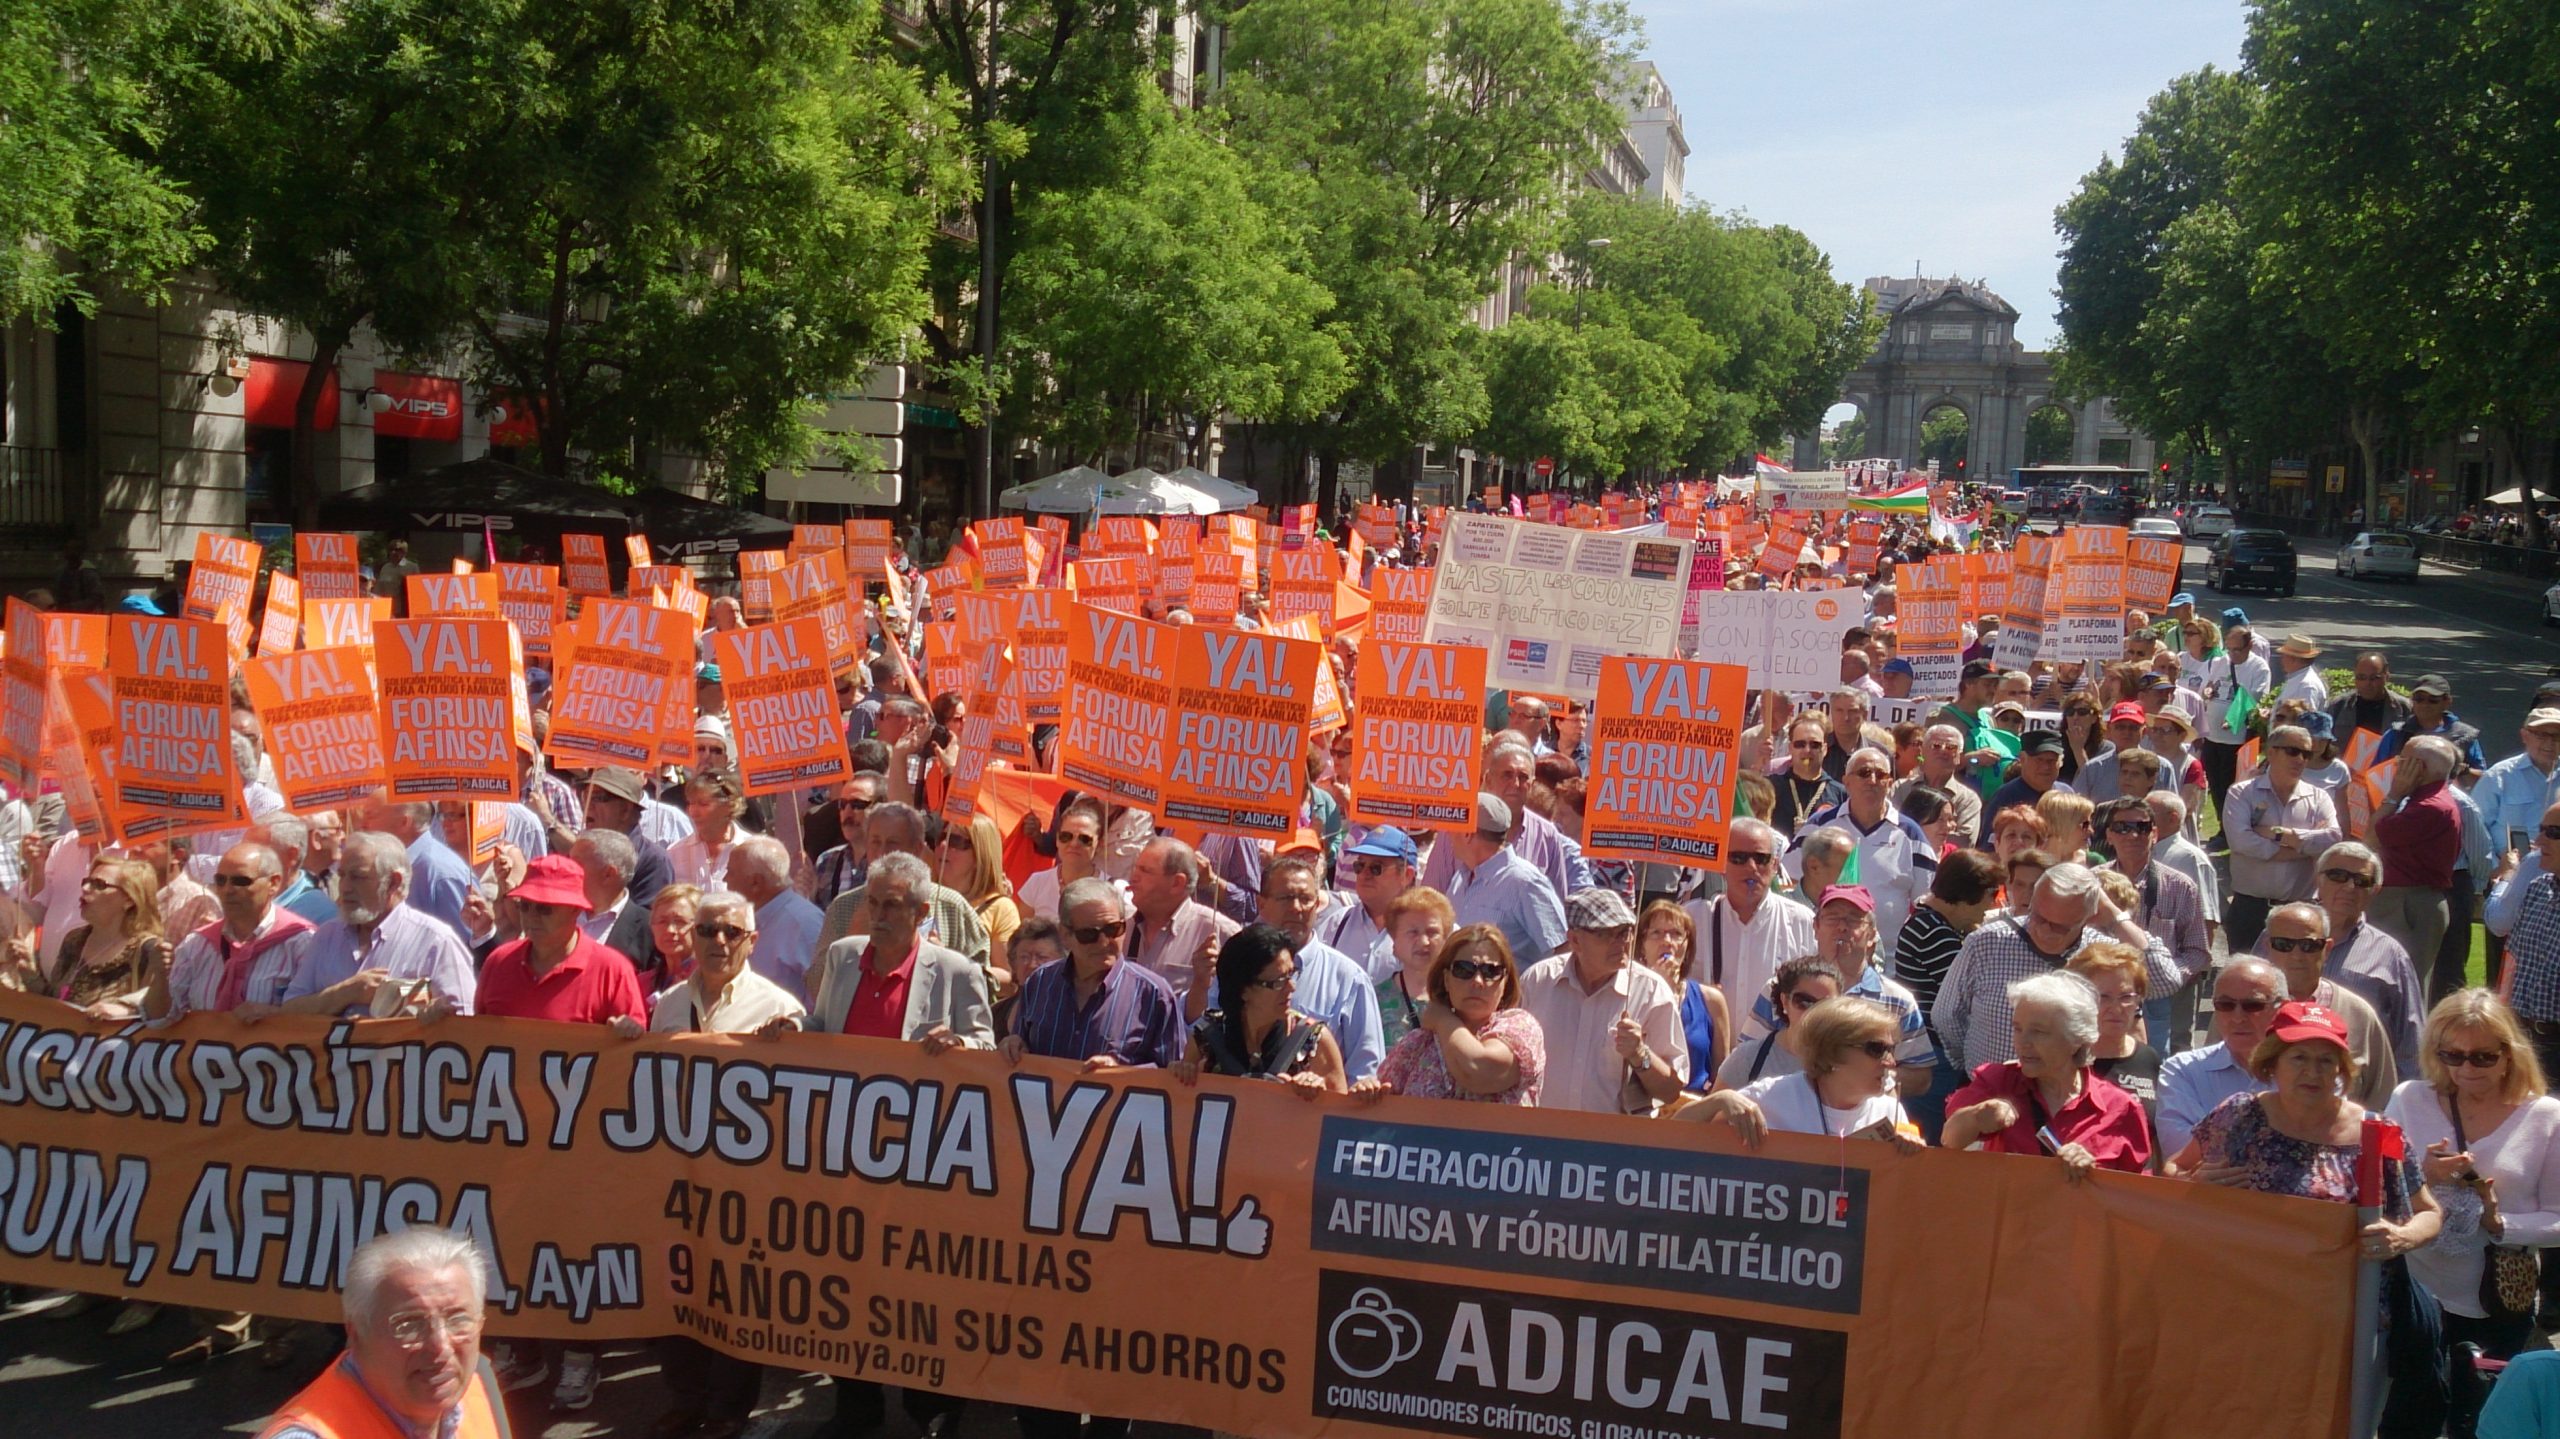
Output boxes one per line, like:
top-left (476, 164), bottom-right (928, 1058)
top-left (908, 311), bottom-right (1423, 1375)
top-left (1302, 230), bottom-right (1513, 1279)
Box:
top-left (1679, 997), bottom-right (1923, 1151)
top-left (2058, 696), bottom-right (2110, 788)
top-left (1173, 924), bottom-right (1347, 1095)
top-left (1356, 923), bottom-right (1543, 1105)
top-left (2385, 989), bottom-right (2560, 1362)
top-left (1017, 795), bottom-right (1109, 923)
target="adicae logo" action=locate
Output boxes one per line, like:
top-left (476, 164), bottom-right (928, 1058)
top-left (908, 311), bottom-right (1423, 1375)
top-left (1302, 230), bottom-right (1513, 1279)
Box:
top-left (1326, 1288), bottom-right (1423, 1379)
top-left (1814, 598), bottom-right (1840, 621)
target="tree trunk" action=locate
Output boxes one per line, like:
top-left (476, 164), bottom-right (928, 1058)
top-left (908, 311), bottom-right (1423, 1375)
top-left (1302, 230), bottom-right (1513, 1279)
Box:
top-left (1316, 450), bottom-right (1339, 517)
top-left (289, 325), bottom-right (351, 532)
top-left (2348, 405), bottom-right (2385, 527)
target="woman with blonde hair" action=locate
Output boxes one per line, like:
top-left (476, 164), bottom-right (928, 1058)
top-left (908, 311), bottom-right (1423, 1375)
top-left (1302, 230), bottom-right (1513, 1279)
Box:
top-left (668, 768), bottom-right (746, 889)
top-left (2037, 790), bottom-right (2097, 865)
top-left (2385, 989), bottom-right (2560, 1361)
top-left (938, 812), bottom-right (1020, 998)
top-left (33, 855), bottom-right (166, 1018)
top-left (1679, 996), bottom-right (1923, 1150)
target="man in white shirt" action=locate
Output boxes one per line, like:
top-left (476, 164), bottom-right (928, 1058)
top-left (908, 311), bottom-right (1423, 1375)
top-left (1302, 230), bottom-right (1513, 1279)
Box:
top-left (1785, 747), bottom-right (1934, 956)
top-left (1518, 888), bottom-right (1687, 1114)
top-left (1684, 817), bottom-right (1813, 1039)
top-left (2156, 958), bottom-right (2286, 1157)
top-left (727, 836), bottom-right (823, 1004)
top-left (2274, 633), bottom-right (2329, 711)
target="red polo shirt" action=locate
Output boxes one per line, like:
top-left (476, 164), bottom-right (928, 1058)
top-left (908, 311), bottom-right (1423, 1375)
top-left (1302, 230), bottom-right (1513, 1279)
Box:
top-left (1945, 1060), bottom-right (2153, 1173)
top-left (476, 932), bottom-right (647, 1025)
top-left (841, 937), bottom-right (920, 1040)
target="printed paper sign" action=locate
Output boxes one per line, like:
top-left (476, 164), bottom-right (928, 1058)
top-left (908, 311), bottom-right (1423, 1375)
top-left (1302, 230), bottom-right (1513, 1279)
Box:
top-left (2127, 535), bottom-right (2182, 613)
top-left (737, 548), bottom-right (785, 623)
top-left (1369, 569), bottom-right (1436, 644)
top-left (106, 614), bottom-right (238, 835)
top-left (1059, 604), bottom-right (1176, 811)
top-left (184, 533), bottom-right (260, 654)
top-left (1990, 534), bottom-right (2055, 671)
top-left (496, 562), bottom-right (562, 662)
top-left (376, 617), bottom-right (520, 801)
top-left (2049, 526), bottom-right (2128, 664)
top-left (0, 599), bottom-right (46, 788)
top-left (1349, 641), bottom-right (1485, 831)
top-left (1422, 514), bottom-right (1694, 702)
top-left (546, 601), bottom-right (694, 772)
top-left (256, 572), bottom-right (302, 657)
top-left (1898, 557), bottom-right (1964, 698)
top-left (842, 520), bottom-right (896, 595)
top-left (561, 535), bottom-right (613, 597)
top-left (773, 549), bottom-right (862, 686)
top-left (407, 570), bottom-right (499, 617)
top-left (1163, 626), bottom-right (1320, 836)
top-left (1585, 656), bottom-right (1748, 867)
top-left (713, 618), bottom-right (849, 795)
top-left (294, 533), bottom-right (365, 600)
top-left (306, 597), bottom-right (395, 664)
top-left (243, 645), bottom-right (386, 810)
top-left (1012, 589), bottom-right (1069, 725)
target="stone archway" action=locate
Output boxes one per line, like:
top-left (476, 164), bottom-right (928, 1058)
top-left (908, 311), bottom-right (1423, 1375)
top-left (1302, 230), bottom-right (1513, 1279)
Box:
top-left (1917, 398), bottom-right (1972, 478)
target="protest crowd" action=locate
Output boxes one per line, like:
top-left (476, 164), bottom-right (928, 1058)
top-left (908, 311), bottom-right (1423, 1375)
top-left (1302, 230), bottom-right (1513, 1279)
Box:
top-left (8, 476), bottom-right (2560, 1439)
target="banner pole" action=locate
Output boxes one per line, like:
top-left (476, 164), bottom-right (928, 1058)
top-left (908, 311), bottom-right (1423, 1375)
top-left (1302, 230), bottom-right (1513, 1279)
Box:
top-left (2348, 1210), bottom-right (2381, 1439)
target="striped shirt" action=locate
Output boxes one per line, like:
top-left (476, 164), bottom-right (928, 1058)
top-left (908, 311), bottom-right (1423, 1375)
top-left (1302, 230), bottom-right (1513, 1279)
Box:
top-left (161, 908), bottom-right (318, 1018)
top-left (1011, 957), bottom-right (1185, 1068)
top-left (2495, 870), bottom-right (2560, 1024)
top-left (283, 903), bottom-right (480, 1015)
top-left (1931, 915), bottom-right (2182, 1071)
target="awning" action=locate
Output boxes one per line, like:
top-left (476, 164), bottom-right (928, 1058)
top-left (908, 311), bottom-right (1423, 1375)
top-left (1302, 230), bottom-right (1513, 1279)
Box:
top-left (244, 357), bottom-right (341, 430)
top-left (369, 369), bottom-right (464, 442)
top-left (317, 457), bottom-right (792, 562)
top-left (620, 486), bottom-right (795, 560)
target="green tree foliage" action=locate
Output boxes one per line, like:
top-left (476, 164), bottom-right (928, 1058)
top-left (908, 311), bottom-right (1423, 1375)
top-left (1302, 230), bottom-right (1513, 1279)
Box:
top-left (0, 0), bottom-right (210, 320)
top-left (1826, 412), bottom-right (1868, 465)
top-left (1918, 405), bottom-right (1970, 476)
top-left (2023, 404), bottom-right (2073, 467)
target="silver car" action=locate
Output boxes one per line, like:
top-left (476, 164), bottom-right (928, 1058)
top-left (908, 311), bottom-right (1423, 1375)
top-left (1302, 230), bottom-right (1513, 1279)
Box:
top-left (2336, 530), bottom-right (2420, 581)
top-left (2186, 506), bottom-right (2234, 539)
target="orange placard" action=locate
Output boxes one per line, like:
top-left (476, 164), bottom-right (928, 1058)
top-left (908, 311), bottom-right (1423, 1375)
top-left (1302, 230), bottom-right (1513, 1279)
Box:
top-left (1191, 549), bottom-right (1242, 624)
top-left (918, 563), bottom-right (968, 623)
top-left (562, 534), bottom-right (612, 597)
top-left (773, 549), bottom-right (861, 686)
top-left (1268, 546), bottom-right (1337, 635)
top-left (1349, 639), bottom-right (1484, 831)
top-left (1011, 588), bottom-right (1069, 725)
top-left (1845, 519), bottom-right (1882, 576)
top-left (1355, 503), bottom-right (1400, 549)
top-left (623, 534), bottom-right (655, 567)
top-left (946, 641), bottom-right (1031, 822)
top-left (242, 645), bottom-right (386, 811)
top-left (375, 617), bottom-right (521, 801)
top-left (43, 610), bottom-right (107, 673)
top-left (255, 571), bottom-right (302, 657)
top-left (1059, 603), bottom-right (1175, 811)
top-left (1991, 534), bottom-right (2054, 669)
top-left (45, 670), bottom-right (116, 842)
top-left (788, 523), bottom-right (839, 563)
top-left (1899, 557), bottom-right (1964, 697)
top-left (1162, 625), bottom-right (1319, 837)
top-left (1757, 515), bottom-right (1806, 582)
top-left (713, 618), bottom-right (850, 796)
top-left (2050, 526), bottom-right (2128, 664)
top-left (1069, 556), bottom-right (1147, 616)
top-left (184, 532), bottom-right (260, 654)
top-left (971, 517), bottom-right (1029, 589)
top-left (496, 562), bottom-right (563, 662)
top-left (294, 532), bottom-right (365, 600)
top-left (105, 614), bottom-right (238, 836)
top-left (407, 570), bottom-right (500, 617)
top-left (923, 620), bottom-right (969, 700)
top-left (1272, 614), bottom-right (1346, 732)
top-left (2127, 535), bottom-right (2183, 612)
top-left (737, 548), bottom-right (785, 624)
top-left (0, 599), bottom-right (46, 788)
top-left (305, 597), bottom-right (394, 663)
top-left (546, 600), bottom-right (695, 772)
top-left (842, 520), bottom-right (896, 597)
top-left (1155, 518), bottom-right (1198, 607)
top-left (1086, 515), bottom-right (1158, 557)
top-left (1368, 568), bottom-right (1436, 644)
top-left (1585, 655), bottom-right (1748, 867)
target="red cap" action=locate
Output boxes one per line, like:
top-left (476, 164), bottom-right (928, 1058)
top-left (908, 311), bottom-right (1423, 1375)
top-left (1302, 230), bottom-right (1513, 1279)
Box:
top-left (1817, 884), bottom-right (1875, 914)
top-left (508, 854), bottom-right (592, 911)
top-left (2266, 1000), bottom-right (2349, 1051)
top-left (2107, 701), bottom-right (2148, 726)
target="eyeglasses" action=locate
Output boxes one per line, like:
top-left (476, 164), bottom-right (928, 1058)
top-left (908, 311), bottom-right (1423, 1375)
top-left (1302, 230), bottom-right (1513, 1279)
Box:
top-left (692, 923), bottom-right (749, 943)
top-left (1447, 959), bottom-right (1505, 982)
top-left (2542, 825), bottom-right (2560, 842)
top-left (2105, 821), bottom-right (2153, 836)
top-left (1728, 851), bottom-right (1776, 868)
top-left (1349, 858), bottom-right (1399, 878)
top-left (2212, 997), bottom-right (2276, 1014)
top-left (384, 1308), bottom-right (484, 1350)
top-left (1790, 740), bottom-right (1827, 751)
top-left (1055, 831), bottom-right (1098, 849)
top-left (1247, 970), bottom-right (1298, 991)
top-left (2272, 746), bottom-right (2313, 759)
top-left (1069, 919), bottom-right (1128, 944)
top-left (2320, 867), bottom-right (2378, 889)
top-left (836, 797), bottom-right (873, 812)
top-left (211, 874), bottom-right (265, 889)
top-left (2266, 935), bottom-right (2325, 953)
top-left (1853, 1040), bottom-right (1895, 1061)
top-left (2438, 1048), bottom-right (2507, 1069)
top-left (78, 877), bottom-right (116, 892)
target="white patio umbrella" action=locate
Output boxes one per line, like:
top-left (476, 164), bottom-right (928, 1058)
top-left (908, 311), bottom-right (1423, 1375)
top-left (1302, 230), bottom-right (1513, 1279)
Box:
top-left (1160, 465), bottom-right (1260, 512)
top-left (2484, 487), bottom-right (2559, 506)
top-left (998, 464), bottom-right (1221, 515)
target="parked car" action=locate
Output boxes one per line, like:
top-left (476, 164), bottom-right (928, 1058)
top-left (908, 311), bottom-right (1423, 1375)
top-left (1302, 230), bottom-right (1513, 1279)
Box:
top-left (2080, 490), bottom-right (2136, 525)
top-left (2335, 530), bottom-right (2420, 581)
top-left (2543, 579), bottom-right (2560, 626)
top-left (2186, 506), bottom-right (2235, 539)
top-left (2130, 516), bottom-right (2184, 541)
top-left (2206, 528), bottom-right (2297, 596)
top-left (1993, 489), bottom-right (2031, 519)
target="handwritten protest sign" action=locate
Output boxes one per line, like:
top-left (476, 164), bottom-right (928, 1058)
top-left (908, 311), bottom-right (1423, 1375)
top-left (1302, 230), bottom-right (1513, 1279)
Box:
top-left (1060, 604), bottom-right (1175, 810)
top-left (1423, 514), bottom-right (1693, 702)
top-left (1686, 591), bottom-right (1861, 692)
top-left (106, 615), bottom-right (237, 835)
top-left (294, 533), bottom-right (365, 600)
top-left (243, 646), bottom-right (386, 810)
top-left (713, 618), bottom-right (848, 795)
top-left (1349, 640), bottom-right (1483, 831)
top-left (1585, 656), bottom-right (1748, 868)
top-left (376, 617), bottom-right (520, 800)
top-left (1163, 626), bottom-right (1319, 836)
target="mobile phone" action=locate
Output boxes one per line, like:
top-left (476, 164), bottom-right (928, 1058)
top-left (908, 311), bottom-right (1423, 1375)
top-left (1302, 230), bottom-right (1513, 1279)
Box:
top-left (2035, 1125), bottom-right (2064, 1155)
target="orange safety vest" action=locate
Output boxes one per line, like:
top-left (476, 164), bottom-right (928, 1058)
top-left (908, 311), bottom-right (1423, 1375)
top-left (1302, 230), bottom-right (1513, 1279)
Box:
top-left (260, 1354), bottom-right (511, 1439)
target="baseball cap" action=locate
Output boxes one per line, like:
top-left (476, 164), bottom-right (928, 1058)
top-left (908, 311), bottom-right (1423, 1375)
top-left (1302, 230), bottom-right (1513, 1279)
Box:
top-left (1344, 828), bottom-right (1419, 864)
top-left (2299, 711), bottom-right (2336, 742)
top-left (2410, 674), bottom-right (2451, 699)
top-left (2107, 701), bottom-right (2148, 726)
top-left (2019, 729), bottom-right (2067, 757)
top-left (2141, 671), bottom-right (2177, 692)
top-left (2266, 1000), bottom-right (2350, 1053)
top-left (1880, 657), bottom-right (1915, 677)
top-left (1565, 888), bottom-right (1638, 931)
top-left (2526, 708), bottom-right (2560, 734)
top-left (117, 593), bottom-right (165, 616)
top-left (2169, 592), bottom-right (2196, 608)
top-left (1991, 700), bottom-right (2027, 722)
top-left (509, 854), bottom-right (593, 911)
top-left (696, 662), bottom-right (723, 684)
top-left (1817, 884), bottom-right (1876, 914)
top-left (2220, 606), bottom-right (2248, 626)
top-left (1474, 793), bottom-right (1513, 837)
top-left (1961, 659), bottom-right (1998, 686)
top-left (588, 766), bottom-right (647, 804)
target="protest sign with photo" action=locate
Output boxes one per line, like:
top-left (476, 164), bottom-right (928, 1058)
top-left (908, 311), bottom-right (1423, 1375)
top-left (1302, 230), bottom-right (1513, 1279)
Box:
top-left (713, 617), bottom-right (850, 795)
top-left (1164, 624), bottom-right (1319, 836)
top-left (294, 532), bottom-right (365, 599)
top-left (243, 645), bottom-right (387, 810)
top-left (106, 614), bottom-right (238, 835)
top-left (1758, 469), bottom-right (1850, 510)
top-left (1422, 514), bottom-right (1693, 702)
top-left (1585, 656), bottom-right (1748, 866)
top-left (1060, 603), bottom-right (1175, 810)
top-left (376, 616), bottom-right (521, 801)
top-left (1349, 640), bottom-right (1485, 831)
top-left (1686, 591), bottom-right (1861, 692)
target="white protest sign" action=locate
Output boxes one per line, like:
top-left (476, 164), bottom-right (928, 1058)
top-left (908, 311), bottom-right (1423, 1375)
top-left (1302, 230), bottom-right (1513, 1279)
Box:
top-left (1757, 471), bottom-right (1850, 511)
top-left (1687, 590), bottom-right (1863, 691)
top-left (1423, 513), bottom-right (1694, 701)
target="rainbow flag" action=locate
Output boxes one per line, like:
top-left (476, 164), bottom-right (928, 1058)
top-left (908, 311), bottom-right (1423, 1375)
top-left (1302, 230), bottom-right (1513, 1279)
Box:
top-left (1850, 483), bottom-right (1930, 515)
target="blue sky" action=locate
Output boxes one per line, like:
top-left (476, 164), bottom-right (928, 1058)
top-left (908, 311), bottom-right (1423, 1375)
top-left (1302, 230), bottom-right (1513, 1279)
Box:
top-left (1625, 0), bottom-right (2247, 350)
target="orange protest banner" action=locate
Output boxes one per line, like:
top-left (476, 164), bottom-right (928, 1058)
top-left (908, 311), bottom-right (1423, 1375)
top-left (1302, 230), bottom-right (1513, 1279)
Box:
top-left (623, 534), bottom-right (655, 567)
top-left (1898, 557), bottom-right (1964, 697)
top-left (971, 516), bottom-right (1029, 588)
top-left (0, 599), bottom-right (45, 788)
top-left (562, 534), bottom-right (613, 597)
top-left (1991, 534), bottom-right (2054, 669)
top-left (923, 620), bottom-right (969, 700)
top-left (2127, 535), bottom-right (2183, 612)
top-left (407, 569), bottom-right (500, 617)
top-left (842, 520), bottom-right (896, 595)
top-left (1269, 546), bottom-right (1337, 635)
top-left (496, 562), bottom-right (563, 662)
top-left (1757, 515), bottom-right (1805, 581)
top-left (1585, 655), bottom-right (1748, 867)
top-left (1191, 549), bottom-right (1243, 624)
top-left (375, 617), bottom-right (521, 801)
top-left (305, 597), bottom-right (394, 664)
top-left (788, 523), bottom-right (839, 562)
top-left (737, 548), bottom-right (785, 623)
top-left (242, 645), bottom-right (387, 811)
top-left (254, 570), bottom-right (302, 657)
top-left (184, 532), bottom-right (260, 654)
top-left (713, 618), bottom-right (850, 796)
top-left (105, 614), bottom-right (239, 836)
top-left (772, 549), bottom-right (862, 686)
top-left (1060, 602), bottom-right (1175, 810)
top-left (294, 532), bottom-right (366, 600)
top-left (0, 990), bottom-right (2362, 1439)
top-left (546, 600), bottom-right (695, 772)
top-left (1272, 615), bottom-right (1345, 732)
top-left (2049, 526), bottom-right (2128, 664)
top-left (1163, 625), bottom-right (1319, 837)
top-left (1349, 640), bottom-right (1484, 831)
top-left (1156, 518), bottom-right (1198, 608)
top-left (1087, 515), bottom-right (1158, 557)
top-left (1070, 556), bottom-right (1148, 616)
top-left (1368, 568), bottom-right (1436, 643)
top-left (1012, 588), bottom-right (1069, 725)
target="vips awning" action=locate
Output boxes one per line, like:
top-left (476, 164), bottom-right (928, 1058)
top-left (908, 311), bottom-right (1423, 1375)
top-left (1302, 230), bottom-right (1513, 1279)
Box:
top-left (620, 486), bottom-right (795, 559)
top-left (369, 370), bottom-right (465, 442)
top-left (318, 458), bottom-right (793, 562)
top-left (243, 358), bottom-right (342, 430)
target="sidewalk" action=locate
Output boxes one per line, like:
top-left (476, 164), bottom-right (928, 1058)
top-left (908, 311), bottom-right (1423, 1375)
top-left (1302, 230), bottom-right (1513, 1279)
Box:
top-left (2291, 535), bottom-right (2551, 602)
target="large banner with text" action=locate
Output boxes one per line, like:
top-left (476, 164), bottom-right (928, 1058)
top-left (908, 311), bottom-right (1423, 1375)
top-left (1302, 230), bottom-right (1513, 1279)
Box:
top-left (0, 992), bottom-right (2352, 1438)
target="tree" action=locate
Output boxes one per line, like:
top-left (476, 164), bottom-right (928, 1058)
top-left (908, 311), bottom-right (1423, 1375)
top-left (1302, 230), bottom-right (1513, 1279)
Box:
top-left (0, 0), bottom-right (208, 321)
top-left (1918, 406), bottom-right (1969, 476)
top-left (2023, 405), bottom-right (2072, 467)
top-left (1826, 413), bottom-right (1868, 465)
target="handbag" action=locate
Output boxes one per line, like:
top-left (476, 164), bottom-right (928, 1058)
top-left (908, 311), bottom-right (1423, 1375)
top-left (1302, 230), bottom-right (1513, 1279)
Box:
top-left (2449, 1102), bottom-right (2539, 1321)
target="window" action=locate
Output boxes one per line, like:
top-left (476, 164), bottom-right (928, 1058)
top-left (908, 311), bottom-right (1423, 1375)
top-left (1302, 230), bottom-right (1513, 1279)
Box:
top-left (245, 426), bottom-right (293, 508)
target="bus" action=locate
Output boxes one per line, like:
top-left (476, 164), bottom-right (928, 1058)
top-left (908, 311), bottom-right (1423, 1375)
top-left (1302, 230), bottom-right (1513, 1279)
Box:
top-left (2009, 465), bottom-right (2153, 522)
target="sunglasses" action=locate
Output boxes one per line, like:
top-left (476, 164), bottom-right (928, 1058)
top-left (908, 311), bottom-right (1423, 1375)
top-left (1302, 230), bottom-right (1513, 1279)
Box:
top-left (2266, 935), bottom-right (2325, 953)
top-left (211, 874), bottom-right (266, 889)
top-left (836, 797), bottom-right (873, 812)
top-left (78, 876), bottom-right (116, 892)
top-left (1728, 851), bottom-right (1776, 868)
top-left (1790, 740), bottom-right (1827, 751)
top-left (1056, 831), bottom-right (1098, 848)
top-left (2438, 1048), bottom-right (2506, 1069)
top-left (1246, 971), bottom-right (1297, 992)
top-left (1853, 1040), bottom-right (1895, 1061)
top-left (2105, 821), bottom-right (2153, 836)
top-left (1349, 858), bottom-right (1398, 878)
top-left (1447, 958), bottom-right (1505, 982)
top-left (2320, 867), bottom-right (2378, 889)
top-left (2542, 825), bottom-right (2560, 842)
top-left (1070, 919), bottom-right (1128, 944)
top-left (2272, 746), bottom-right (2313, 759)
top-left (692, 923), bottom-right (749, 943)
top-left (2213, 997), bottom-right (2276, 1014)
